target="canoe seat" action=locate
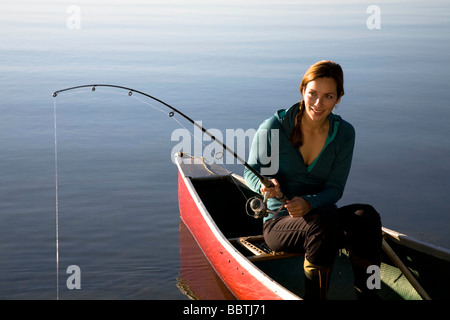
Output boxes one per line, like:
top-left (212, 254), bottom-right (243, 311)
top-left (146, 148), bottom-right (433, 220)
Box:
top-left (229, 235), bottom-right (303, 262)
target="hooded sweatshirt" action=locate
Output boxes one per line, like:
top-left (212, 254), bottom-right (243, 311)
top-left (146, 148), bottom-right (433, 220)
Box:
top-left (244, 103), bottom-right (355, 222)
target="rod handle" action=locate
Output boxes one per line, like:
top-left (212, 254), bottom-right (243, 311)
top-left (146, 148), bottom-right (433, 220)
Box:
top-left (260, 176), bottom-right (288, 203)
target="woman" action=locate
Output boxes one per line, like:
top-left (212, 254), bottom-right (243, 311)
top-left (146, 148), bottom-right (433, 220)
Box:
top-left (244, 60), bottom-right (382, 300)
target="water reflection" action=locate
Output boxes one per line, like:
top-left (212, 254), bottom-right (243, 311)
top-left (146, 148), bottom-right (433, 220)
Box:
top-left (177, 221), bottom-right (236, 300)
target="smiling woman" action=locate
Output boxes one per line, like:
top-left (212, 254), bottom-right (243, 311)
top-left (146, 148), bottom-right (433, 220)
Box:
top-left (291, 60), bottom-right (344, 149)
top-left (303, 78), bottom-right (341, 121)
top-left (244, 60), bottom-right (382, 300)
top-left (299, 77), bottom-right (341, 166)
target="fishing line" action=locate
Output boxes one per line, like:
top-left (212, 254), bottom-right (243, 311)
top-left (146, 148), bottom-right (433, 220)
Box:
top-left (126, 91), bottom-right (228, 167)
top-left (125, 91), bottom-right (252, 202)
top-left (53, 98), bottom-right (59, 300)
top-left (92, 86), bottom-right (217, 157)
top-left (118, 88), bottom-right (247, 199)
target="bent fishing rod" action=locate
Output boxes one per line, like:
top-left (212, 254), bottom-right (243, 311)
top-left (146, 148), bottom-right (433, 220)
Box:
top-left (52, 84), bottom-right (287, 214)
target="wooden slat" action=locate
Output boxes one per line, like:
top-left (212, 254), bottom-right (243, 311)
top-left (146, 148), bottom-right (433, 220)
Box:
top-left (229, 236), bottom-right (302, 262)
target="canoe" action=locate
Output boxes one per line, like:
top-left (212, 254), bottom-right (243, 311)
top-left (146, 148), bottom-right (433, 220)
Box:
top-left (175, 152), bottom-right (450, 300)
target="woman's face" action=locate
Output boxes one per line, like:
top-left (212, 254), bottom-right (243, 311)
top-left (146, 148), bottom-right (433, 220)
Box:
top-left (302, 77), bottom-right (341, 123)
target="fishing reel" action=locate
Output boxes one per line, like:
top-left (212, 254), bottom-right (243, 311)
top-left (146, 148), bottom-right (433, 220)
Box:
top-left (246, 191), bottom-right (282, 219)
top-left (246, 196), bottom-right (268, 219)
top-left (246, 191), bottom-right (285, 219)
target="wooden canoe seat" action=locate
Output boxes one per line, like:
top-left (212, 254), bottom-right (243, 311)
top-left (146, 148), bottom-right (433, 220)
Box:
top-left (229, 235), bottom-right (303, 262)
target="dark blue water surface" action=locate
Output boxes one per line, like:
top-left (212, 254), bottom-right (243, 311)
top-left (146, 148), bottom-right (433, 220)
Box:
top-left (1, 0), bottom-right (449, 299)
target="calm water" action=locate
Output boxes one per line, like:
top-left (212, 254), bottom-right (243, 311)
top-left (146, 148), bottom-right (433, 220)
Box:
top-left (1, 0), bottom-right (449, 299)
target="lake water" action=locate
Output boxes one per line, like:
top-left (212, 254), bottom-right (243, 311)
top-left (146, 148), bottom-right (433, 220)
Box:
top-left (1, 0), bottom-right (449, 300)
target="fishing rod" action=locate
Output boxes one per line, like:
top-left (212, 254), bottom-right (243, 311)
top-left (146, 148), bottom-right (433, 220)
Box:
top-left (52, 84), bottom-right (287, 214)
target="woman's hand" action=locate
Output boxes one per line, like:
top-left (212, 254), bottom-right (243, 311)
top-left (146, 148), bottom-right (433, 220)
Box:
top-left (284, 197), bottom-right (312, 218)
top-left (260, 179), bottom-right (282, 199)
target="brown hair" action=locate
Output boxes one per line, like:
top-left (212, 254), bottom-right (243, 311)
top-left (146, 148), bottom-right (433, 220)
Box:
top-left (291, 60), bottom-right (345, 148)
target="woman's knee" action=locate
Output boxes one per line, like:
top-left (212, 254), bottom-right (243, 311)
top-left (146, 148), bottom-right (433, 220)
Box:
top-left (340, 204), bottom-right (381, 228)
top-left (354, 204), bottom-right (381, 228)
top-left (341, 204), bottom-right (382, 263)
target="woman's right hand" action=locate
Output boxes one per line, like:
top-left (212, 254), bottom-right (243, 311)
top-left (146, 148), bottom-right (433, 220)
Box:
top-left (284, 197), bottom-right (312, 218)
top-left (260, 179), bottom-right (282, 198)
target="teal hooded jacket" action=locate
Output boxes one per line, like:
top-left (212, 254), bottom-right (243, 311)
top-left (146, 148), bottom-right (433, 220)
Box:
top-left (244, 103), bottom-right (355, 222)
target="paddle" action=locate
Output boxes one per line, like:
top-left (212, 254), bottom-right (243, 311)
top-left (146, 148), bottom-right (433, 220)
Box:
top-left (381, 238), bottom-right (431, 300)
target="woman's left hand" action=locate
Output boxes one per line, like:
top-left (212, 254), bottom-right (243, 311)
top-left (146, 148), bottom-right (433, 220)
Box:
top-left (284, 197), bottom-right (312, 218)
top-left (260, 179), bottom-right (282, 199)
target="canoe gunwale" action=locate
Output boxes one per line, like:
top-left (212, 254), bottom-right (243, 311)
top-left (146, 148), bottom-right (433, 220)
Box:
top-left (382, 227), bottom-right (450, 262)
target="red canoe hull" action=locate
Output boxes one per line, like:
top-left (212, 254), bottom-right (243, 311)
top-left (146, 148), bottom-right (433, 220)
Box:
top-left (177, 170), bottom-right (298, 300)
